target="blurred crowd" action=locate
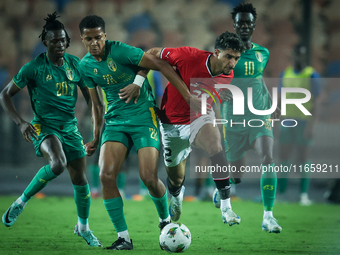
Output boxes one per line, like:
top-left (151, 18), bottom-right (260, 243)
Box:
top-left (0, 0), bottom-right (339, 166)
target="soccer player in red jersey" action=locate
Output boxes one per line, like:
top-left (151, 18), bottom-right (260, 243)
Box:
top-left (148, 31), bottom-right (245, 225)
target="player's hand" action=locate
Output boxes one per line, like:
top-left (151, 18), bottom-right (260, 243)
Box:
top-left (19, 121), bottom-right (38, 143)
top-left (219, 89), bottom-right (233, 101)
top-left (118, 84), bottom-right (141, 104)
top-left (85, 140), bottom-right (98, 156)
top-left (189, 95), bottom-right (202, 113)
top-left (272, 107), bottom-right (281, 119)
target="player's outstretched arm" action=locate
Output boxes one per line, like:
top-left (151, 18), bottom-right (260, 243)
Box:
top-left (85, 87), bottom-right (104, 156)
top-left (0, 80), bottom-right (38, 142)
top-left (141, 51), bottom-right (201, 112)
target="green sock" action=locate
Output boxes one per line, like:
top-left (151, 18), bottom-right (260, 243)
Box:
top-left (261, 163), bottom-right (277, 211)
top-left (278, 160), bottom-right (290, 194)
top-left (22, 165), bottom-right (57, 201)
top-left (300, 162), bottom-right (311, 193)
top-left (149, 191), bottom-right (169, 220)
top-left (104, 197), bottom-right (127, 232)
top-left (90, 165), bottom-right (100, 189)
top-left (73, 184), bottom-right (91, 224)
top-left (117, 172), bottom-right (127, 190)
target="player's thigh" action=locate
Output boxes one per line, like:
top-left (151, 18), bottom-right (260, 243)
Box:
top-left (32, 122), bottom-right (66, 163)
top-left (160, 123), bottom-right (191, 169)
top-left (60, 125), bottom-right (87, 163)
top-left (138, 147), bottom-right (159, 180)
top-left (99, 141), bottom-right (128, 178)
top-left (194, 123), bottom-right (222, 156)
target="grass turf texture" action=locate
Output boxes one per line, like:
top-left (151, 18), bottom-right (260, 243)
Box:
top-left (0, 196), bottom-right (339, 254)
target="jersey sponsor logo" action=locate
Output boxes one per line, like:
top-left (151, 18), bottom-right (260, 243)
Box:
top-left (66, 69), bottom-right (74, 81)
top-left (107, 58), bottom-right (117, 72)
top-left (255, 51), bottom-right (263, 62)
top-left (46, 74), bottom-right (52, 81)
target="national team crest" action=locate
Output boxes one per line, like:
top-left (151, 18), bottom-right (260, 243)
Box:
top-left (255, 51), bottom-right (263, 62)
top-left (107, 58), bottom-right (117, 72)
top-left (66, 69), bottom-right (74, 81)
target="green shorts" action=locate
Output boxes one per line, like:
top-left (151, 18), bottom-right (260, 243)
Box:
top-left (279, 120), bottom-right (312, 146)
top-left (101, 108), bottom-right (160, 154)
top-left (32, 121), bottom-right (86, 162)
top-left (223, 119), bottom-right (274, 162)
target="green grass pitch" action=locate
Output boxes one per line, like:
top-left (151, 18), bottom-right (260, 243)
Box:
top-left (0, 196), bottom-right (339, 254)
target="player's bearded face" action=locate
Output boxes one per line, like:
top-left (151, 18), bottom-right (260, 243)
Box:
top-left (44, 30), bottom-right (67, 59)
top-left (81, 27), bottom-right (107, 59)
top-left (216, 49), bottom-right (241, 75)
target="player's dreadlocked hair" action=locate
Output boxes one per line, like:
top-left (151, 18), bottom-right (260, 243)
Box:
top-left (79, 15), bottom-right (106, 35)
top-left (39, 12), bottom-right (70, 48)
top-left (231, 3), bottom-right (257, 21)
top-left (215, 31), bottom-right (245, 53)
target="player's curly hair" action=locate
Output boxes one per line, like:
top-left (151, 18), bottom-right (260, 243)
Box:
top-left (215, 31), bottom-right (245, 53)
top-left (231, 3), bottom-right (257, 21)
top-left (79, 15), bottom-right (106, 35)
top-left (39, 12), bottom-right (70, 48)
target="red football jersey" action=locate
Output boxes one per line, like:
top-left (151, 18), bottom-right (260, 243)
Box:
top-left (159, 47), bottom-right (234, 124)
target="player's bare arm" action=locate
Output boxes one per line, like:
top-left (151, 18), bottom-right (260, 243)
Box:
top-left (144, 49), bottom-right (202, 112)
top-left (118, 68), bottom-right (149, 104)
top-left (0, 81), bottom-right (38, 142)
top-left (85, 86), bottom-right (105, 156)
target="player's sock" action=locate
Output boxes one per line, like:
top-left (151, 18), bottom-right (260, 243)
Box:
top-left (220, 198), bottom-right (231, 210)
top-left (22, 165), bottom-right (58, 200)
top-left (149, 190), bottom-right (170, 221)
top-left (117, 230), bottom-right (131, 242)
top-left (261, 163), bottom-right (277, 211)
top-left (104, 197), bottom-right (128, 236)
top-left (278, 160), bottom-right (290, 194)
top-left (73, 183), bottom-right (91, 232)
top-left (263, 210), bottom-right (273, 219)
top-left (210, 151), bottom-right (231, 201)
top-left (300, 161), bottom-right (311, 194)
top-left (90, 164), bottom-right (100, 190)
top-left (167, 177), bottom-right (184, 197)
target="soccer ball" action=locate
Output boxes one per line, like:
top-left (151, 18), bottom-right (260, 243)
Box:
top-left (213, 188), bottom-right (220, 208)
top-left (159, 223), bottom-right (191, 253)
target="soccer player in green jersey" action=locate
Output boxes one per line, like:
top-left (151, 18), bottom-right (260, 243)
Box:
top-left (78, 15), bottom-right (195, 250)
top-left (0, 13), bottom-right (102, 246)
top-left (215, 3), bottom-right (282, 233)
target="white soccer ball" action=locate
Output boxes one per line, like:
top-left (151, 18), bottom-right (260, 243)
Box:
top-left (212, 188), bottom-right (220, 208)
top-left (159, 223), bottom-right (191, 253)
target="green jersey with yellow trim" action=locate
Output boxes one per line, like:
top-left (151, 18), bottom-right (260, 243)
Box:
top-left (223, 43), bottom-right (271, 126)
top-left (79, 40), bottom-right (156, 125)
top-left (13, 52), bottom-right (86, 125)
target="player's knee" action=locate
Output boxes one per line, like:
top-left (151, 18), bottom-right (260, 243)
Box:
top-left (262, 154), bottom-right (274, 165)
top-left (99, 170), bottom-right (117, 187)
top-left (205, 143), bottom-right (222, 156)
top-left (140, 175), bottom-right (158, 189)
top-left (50, 159), bottom-right (67, 176)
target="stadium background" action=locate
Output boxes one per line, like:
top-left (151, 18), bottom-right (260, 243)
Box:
top-left (0, 0), bottom-right (339, 202)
